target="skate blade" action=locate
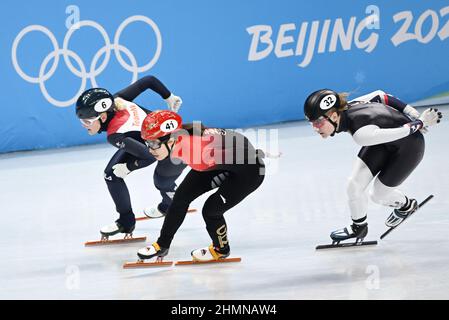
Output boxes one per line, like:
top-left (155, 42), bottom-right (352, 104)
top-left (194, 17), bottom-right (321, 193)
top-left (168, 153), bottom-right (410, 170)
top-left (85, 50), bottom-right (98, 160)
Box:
top-left (84, 236), bottom-right (147, 246)
top-left (175, 257), bottom-right (241, 265)
top-left (380, 194), bottom-right (434, 240)
top-left (123, 260), bottom-right (174, 268)
top-left (136, 208), bottom-right (197, 221)
top-left (316, 241), bottom-right (378, 250)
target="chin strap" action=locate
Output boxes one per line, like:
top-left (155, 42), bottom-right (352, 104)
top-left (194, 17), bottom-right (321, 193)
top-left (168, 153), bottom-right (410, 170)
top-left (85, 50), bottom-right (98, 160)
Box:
top-left (97, 111), bottom-right (114, 134)
top-left (323, 115), bottom-right (338, 137)
top-left (163, 142), bottom-right (172, 155)
top-left (163, 137), bottom-right (177, 156)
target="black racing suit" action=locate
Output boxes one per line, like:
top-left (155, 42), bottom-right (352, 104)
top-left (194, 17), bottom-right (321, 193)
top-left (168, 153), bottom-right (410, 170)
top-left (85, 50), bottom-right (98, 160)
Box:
top-left (337, 102), bottom-right (424, 187)
top-left (156, 129), bottom-right (266, 254)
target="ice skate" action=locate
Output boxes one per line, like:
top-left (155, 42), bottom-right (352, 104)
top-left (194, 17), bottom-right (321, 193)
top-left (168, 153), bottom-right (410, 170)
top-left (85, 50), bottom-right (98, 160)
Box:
top-left (136, 207), bottom-right (198, 221)
top-left (381, 195), bottom-right (433, 240)
top-left (85, 222), bottom-right (146, 246)
top-left (331, 222), bottom-right (368, 243)
top-left (385, 198), bottom-right (418, 228)
top-left (141, 206), bottom-right (166, 220)
top-left (316, 223), bottom-right (377, 250)
top-left (175, 245), bottom-right (241, 265)
top-left (123, 242), bottom-right (173, 268)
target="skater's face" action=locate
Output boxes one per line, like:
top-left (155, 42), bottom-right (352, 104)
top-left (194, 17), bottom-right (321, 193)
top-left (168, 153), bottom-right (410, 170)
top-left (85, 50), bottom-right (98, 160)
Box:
top-left (147, 138), bottom-right (176, 160)
top-left (310, 112), bottom-right (339, 139)
top-left (80, 113), bottom-right (106, 135)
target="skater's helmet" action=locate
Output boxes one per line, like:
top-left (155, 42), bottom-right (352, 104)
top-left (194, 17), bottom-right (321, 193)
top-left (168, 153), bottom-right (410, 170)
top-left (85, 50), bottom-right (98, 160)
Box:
top-left (76, 88), bottom-right (114, 119)
top-left (304, 89), bottom-right (341, 121)
top-left (141, 110), bottom-right (182, 141)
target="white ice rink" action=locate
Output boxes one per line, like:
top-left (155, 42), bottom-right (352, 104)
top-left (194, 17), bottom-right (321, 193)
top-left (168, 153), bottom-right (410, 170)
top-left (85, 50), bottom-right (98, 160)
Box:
top-left (1, 107), bottom-right (448, 300)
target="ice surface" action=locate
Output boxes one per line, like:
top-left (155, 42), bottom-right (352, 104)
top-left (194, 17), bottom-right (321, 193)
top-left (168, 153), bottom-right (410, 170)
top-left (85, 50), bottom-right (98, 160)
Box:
top-left (1, 107), bottom-right (448, 299)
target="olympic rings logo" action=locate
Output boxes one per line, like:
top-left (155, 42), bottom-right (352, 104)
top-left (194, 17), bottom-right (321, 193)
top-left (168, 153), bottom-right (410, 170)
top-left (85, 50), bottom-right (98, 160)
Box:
top-left (11, 15), bottom-right (162, 107)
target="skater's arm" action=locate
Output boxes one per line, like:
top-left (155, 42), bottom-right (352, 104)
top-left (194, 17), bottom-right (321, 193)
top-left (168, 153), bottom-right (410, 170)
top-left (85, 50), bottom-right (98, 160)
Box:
top-left (352, 124), bottom-right (415, 146)
top-left (108, 133), bottom-right (154, 161)
top-left (353, 108), bottom-right (441, 146)
top-left (114, 75), bottom-right (171, 101)
top-left (351, 90), bottom-right (420, 119)
top-left (350, 90), bottom-right (388, 104)
top-left (379, 94), bottom-right (419, 119)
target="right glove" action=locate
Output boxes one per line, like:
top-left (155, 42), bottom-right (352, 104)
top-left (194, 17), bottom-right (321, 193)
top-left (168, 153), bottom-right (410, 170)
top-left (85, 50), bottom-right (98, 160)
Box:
top-left (419, 108), bottom-right (443, 127)
top-left (406, 108), bottom-right (443, 134)
top-left (404, 105), bottom-right (428, 134)
top-left (165, 93), bottom-right (183, 112)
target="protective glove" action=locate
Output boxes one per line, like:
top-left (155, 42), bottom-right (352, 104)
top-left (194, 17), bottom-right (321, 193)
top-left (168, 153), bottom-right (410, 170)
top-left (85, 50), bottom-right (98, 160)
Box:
top-left (165, 93), bottom-right (183, 112)
top-left (406, 108), bottom-right (443, 134)
top-left (404, 105), bottom-right (428, 134)
top-left (112, 163), bottom-right (131, 179)
top-left (419, 108), bottom-right (443, 127)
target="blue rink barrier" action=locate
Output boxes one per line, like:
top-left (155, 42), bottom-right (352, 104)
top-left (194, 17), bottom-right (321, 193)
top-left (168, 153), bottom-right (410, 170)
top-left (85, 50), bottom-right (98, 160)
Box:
top-left (1, 0), bottom-right (449, 153)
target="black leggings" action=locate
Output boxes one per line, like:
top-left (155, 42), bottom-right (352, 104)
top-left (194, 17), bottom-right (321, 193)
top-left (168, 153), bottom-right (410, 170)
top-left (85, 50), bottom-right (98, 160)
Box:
top-left (358, 132), bottom-right (425, 187)
top-left (157, 162), bottom-right (265, 252)
top-left (104, 149), bottom-right (186, 228)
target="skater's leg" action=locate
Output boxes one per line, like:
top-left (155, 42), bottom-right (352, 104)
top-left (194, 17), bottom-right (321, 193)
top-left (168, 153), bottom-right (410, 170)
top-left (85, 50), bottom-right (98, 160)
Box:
top-left (152, 157), bottom-right (187, 214)
top-left (156, 170), bottom-right (220, 248)
top-left (138, 169), bottom-right (216, 260)
top-left (330, 146), bottom-right (388, 242)
top-left (201, 164), bottom-right (264, 254)
top-left (369, 178), bottom-right (407, 208)
top-left (370, 133), bottom-right (425, 226)
top-left (370, 177), bottom-right (419, 227)
top-left (347, 157), bottom-right (375, 223)
top-left (104, 150), bottom-right (139, 231)
top-left (353, 145), bottom-right (390, 220)
top-left (377, 132), bottom-right (425, 188)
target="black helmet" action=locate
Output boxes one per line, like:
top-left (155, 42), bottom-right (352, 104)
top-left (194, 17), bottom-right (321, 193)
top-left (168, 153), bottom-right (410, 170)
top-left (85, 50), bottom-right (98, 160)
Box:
top-left (75, 88), bottom-right (114, 119)
top-left (304, 89), bottom-right (341, 121)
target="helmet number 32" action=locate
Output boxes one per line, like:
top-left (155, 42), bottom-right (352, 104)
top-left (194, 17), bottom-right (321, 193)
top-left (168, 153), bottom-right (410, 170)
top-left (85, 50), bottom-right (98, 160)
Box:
top-left (320, 95), bottom-right (337, 110)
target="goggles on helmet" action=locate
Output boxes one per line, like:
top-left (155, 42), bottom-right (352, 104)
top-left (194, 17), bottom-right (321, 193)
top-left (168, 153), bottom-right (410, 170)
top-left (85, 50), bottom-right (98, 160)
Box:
top-left (80, 115), bottom-right (101, 126)
top-left (310, 116), bottom-right (328, 128)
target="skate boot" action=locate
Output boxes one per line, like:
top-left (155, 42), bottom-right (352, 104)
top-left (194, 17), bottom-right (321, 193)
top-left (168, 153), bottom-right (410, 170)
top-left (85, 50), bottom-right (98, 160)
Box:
top-left (191, 245), bottom-right (230, 262)
top-left (143, 204), bottom-right (167, 219)
top-left (85, 221), bottom-right (144, 246)
top-left (122, 243), bottom-right (173, 268)
top-left (137, 242), bottom-right (169, 261)
top-left (330, 222), bottom-right (368, 244)
top-left (100, 221), bottom-right (135, 240)
top-left (385, 198), bottom-right (418, 227)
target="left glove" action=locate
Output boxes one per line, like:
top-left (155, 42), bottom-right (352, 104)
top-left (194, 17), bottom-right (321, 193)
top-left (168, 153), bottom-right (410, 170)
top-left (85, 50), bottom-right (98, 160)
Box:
top-left (165, 93), bottom-right (183, 112)
top-left (112, 163), bottom-right (131, 179)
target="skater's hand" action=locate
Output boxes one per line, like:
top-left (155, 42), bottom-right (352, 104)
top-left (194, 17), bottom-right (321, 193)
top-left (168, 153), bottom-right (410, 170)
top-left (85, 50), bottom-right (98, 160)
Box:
top-left (403, 105), bottom-right (420, 120)
top-left (419, 108), bottom-right (443, 127)
top-left (112, 163), bottom-right (130, 179)
top-left (165, 93), bottom-right (182, 112)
